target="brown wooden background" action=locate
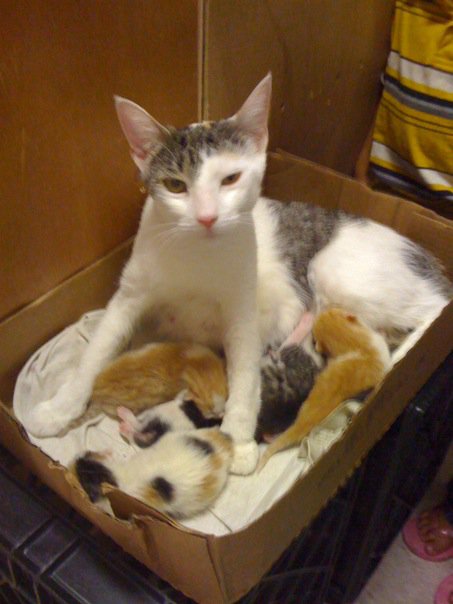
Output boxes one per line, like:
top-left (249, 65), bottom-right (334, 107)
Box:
top-left (204, 0), bottom-right (394, 173)
top-left (0, 0), bottom-right (199, 321)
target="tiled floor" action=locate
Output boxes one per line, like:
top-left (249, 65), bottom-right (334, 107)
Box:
top-left (354, 443), bottom-right (453, 604)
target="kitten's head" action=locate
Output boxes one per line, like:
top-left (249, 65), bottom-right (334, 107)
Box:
top-left (313, 308), bottom-right (365, 357)
top-left (114, 74), bottom-right (272, 232)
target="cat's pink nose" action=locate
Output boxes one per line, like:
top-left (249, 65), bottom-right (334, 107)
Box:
top-left (197, 216), bottom-right (218, 229)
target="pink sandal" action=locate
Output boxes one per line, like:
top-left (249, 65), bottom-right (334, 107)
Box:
top-left (434, 575), bottom-right (453, 604)
top-left (402, 515), bottom-right (453, 562)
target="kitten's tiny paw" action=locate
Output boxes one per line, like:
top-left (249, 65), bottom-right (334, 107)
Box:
top-left (119, 420), bottom-right (129, 436)
top-left (230, 441), bottom-right (259, 475)
top-left (117, 407), bottom-right (138, 441)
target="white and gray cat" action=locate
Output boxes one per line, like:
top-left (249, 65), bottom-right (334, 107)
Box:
top-left (19, 73), bottom-right (451, 476)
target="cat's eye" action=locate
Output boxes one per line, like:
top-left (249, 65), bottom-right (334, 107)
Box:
top-left (221, 172), bottom-right (241, 186)
top-left (163, 178), bottom-right (187, 194)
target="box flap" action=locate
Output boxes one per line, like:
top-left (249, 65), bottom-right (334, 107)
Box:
top-left (134, 514), bottom-right (227, 604)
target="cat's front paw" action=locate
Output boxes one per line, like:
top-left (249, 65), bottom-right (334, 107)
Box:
top-left (24, 401), bottom-right (75, 437)
top-left (230, 441), bottom-right (259, 475)
top-left (22, 381), bottom-right (89, 437)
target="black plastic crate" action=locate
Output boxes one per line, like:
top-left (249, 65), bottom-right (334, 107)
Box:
top-left (0, 470), bottom-right (52, 589)
top-left (0, 582), bottom-right (33, 604)
top-left (239, 482), bottom-right (359, 604)
top-left (328, 352), bottom-right (453, 604)
top-left (11, 519), bottom-right (79, 603)
top-left (40, 541), bottom-right (168, 604)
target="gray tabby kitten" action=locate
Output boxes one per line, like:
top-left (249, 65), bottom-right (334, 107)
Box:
top-left (257, 344), bottom-right (320, 441)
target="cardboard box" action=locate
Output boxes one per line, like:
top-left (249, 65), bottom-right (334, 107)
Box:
top-left (1, 152), bottom-right (452, 604)
top-left (1, 2), bottom-right (452, 603)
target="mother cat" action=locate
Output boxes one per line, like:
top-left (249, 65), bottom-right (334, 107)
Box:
top-left (22, 74), bottom-right (451, 474)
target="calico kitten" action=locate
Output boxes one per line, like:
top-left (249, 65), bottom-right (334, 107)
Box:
top-left (22, 74), bottom-right (451, 476)
top-left (74, 427), bottom-right (233, 518)
top-left (68, 341), bottom-right (227, 430)
top-left (258, 308), bottom-right (392, 470)
top-left (117, 392), bottom-right (221, 448)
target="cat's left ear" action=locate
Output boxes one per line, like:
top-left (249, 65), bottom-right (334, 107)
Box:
top-left (233, 73), bottom-right (272, 152)
top-left (114, 96), bottom-right (169, 173)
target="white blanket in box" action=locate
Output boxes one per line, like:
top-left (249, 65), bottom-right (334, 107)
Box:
top-left (13, 310), bottom-right (362, 536)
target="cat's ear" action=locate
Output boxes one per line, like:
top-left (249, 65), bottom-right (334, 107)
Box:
top-left (114, 96), bottom-right (169, 173)
top-left (233, 73), bottom-right (272, 152)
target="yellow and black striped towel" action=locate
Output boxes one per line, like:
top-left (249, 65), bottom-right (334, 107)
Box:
top-left (370, 0), bottom-right (453, 203)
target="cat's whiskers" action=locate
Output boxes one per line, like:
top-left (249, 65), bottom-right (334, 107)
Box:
top-left (216, 213), bottom-right (254, 232)
top-left (151, 224), bottom-right (201, 255)
top-left (151, 227), bottom-right (183, 253)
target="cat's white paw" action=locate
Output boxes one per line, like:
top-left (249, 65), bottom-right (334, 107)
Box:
top-left (229, 441), bottom-right (259, 475)
top-left (22, 380), bottom-right (89, 437)
top-left (24, 402), bottom-right (74, 437)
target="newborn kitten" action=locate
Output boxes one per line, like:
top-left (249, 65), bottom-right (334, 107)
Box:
top-left (68, 341), bottom-right (227, 430)
top-left (259, 308), bottom-right (392, 469)
top-left (74, 427), bottom-right (233, 518)
top-left (256, 344), bottom-right (320, 441)
top-left (117, 391), bottom-right (221, 448)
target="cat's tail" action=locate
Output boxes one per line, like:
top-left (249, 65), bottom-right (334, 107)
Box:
top-left (72, 451), bottom-right (118, 503)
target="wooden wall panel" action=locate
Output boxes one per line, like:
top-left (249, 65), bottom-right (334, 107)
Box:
top-left (204, 0), bottom-right (394, 173)
top-left (0, 0), bottom-right (199, 320)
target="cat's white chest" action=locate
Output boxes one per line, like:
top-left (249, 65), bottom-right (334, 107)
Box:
top-left (154, 296), bottom-right (224, 348)
top-left (128, 198), bottom-right (304, 350)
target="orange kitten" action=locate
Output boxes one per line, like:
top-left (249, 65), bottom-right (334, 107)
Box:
top-left (69, 342), bottom-right (227, 429)
top-left (258, 308), bottom-right (391, 470)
